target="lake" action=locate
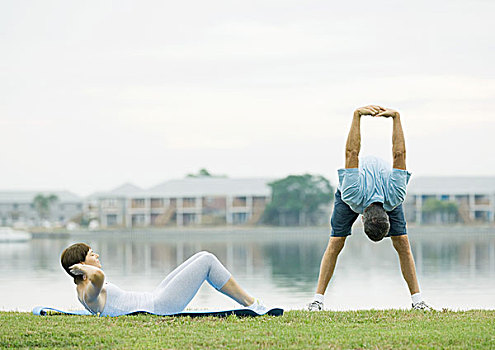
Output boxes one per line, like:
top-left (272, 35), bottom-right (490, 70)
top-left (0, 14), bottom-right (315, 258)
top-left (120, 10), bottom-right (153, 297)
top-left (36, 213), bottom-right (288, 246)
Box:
top-left (1, 226), bottom-right (494, 312)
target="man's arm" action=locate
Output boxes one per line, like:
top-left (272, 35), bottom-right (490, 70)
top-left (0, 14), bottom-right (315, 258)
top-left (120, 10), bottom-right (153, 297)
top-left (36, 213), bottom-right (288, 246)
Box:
top-left (376, 108), bottom-right (406, 170)
top-left (392, 114), bottom-right (406, 170)
top-left (345, 105), bottom-right (384, 168)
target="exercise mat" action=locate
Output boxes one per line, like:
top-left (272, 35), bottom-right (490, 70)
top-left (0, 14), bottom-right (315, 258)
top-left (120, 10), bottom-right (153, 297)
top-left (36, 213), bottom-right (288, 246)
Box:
top-left (32, 306), bottom-right (283, 317)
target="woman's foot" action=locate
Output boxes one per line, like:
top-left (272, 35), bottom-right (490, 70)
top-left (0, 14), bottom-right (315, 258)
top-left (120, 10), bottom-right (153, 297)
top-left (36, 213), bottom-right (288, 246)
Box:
top-left (247, 298), bottom-right (269, 314)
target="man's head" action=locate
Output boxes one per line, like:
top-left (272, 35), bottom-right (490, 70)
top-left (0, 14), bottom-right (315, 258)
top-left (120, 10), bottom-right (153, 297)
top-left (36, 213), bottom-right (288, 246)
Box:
top-left (363, 202), bottom-right (390, 242)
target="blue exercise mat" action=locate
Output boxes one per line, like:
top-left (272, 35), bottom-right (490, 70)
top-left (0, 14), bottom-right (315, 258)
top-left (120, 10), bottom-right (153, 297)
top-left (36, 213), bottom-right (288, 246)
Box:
top-left (32, 306), bottom-right (283, 317)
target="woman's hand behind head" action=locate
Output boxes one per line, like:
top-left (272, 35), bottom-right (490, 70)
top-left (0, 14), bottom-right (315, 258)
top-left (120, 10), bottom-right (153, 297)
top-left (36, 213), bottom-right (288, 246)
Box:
top-left (69, 263), bottom-right (85, 276)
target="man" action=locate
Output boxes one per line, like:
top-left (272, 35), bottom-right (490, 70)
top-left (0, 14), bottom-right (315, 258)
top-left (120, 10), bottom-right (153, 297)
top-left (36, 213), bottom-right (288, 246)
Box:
top-left (308, 105), bottom-right (431, 311)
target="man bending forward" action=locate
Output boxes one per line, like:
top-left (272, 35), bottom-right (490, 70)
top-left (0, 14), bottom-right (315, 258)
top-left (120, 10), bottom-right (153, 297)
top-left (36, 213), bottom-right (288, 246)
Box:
top-left (308, 105), bottom-right (431, 311)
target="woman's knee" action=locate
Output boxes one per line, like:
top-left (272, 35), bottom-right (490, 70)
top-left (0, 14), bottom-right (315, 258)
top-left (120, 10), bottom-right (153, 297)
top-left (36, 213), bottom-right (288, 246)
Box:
top-left (198, 250), bottom-right (213, 256)
top-left (182, 251), bottom-right (214, 267)
top-left (192, 251), bottom-right (210, 259)
top-left (196, 251), bottom-right (216, 262)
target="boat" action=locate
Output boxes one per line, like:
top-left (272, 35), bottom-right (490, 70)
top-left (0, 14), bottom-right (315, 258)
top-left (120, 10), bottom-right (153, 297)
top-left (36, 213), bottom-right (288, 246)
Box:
top-left (0, 227), bottom-right (32, 242)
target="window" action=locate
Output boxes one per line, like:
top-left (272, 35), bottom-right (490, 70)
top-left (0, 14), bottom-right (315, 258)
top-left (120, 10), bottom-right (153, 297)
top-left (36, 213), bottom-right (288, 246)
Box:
top-left (151, 198), bottom-right (164, 208)
top-left (182, 213), bottom-right (197, 225)
top-left (104, 199), bottom-right (118, 208)
top-left (233, 197), bottom-right (247, 207)
top-left (475, 194), bottom-right (490, 205)
top-left (232, 212), bottom-right (248, 224)
top-left (132, 214), bottom-right (146, 226)
top-left (150, 213), bottom-right (159, 225)
top-left (106, 214), bottom-right (118, 226)
top-left (132, 199), bottom-right (146, 208)
top-left (475, 211), bottom-right (489, 221)
top-left (182, 198), bottom-right (196, 208)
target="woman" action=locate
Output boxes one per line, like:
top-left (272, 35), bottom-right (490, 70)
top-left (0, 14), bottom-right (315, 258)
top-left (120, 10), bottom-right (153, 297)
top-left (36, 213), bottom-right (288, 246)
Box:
top-left (61, 243), bottom-right (267, 316)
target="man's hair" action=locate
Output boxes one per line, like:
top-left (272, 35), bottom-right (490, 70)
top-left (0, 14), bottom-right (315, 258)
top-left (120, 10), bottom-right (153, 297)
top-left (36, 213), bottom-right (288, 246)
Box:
top-left (363, 203), bottom-right (390, 242)
top-left (61, 242), bottom-right (90, 284)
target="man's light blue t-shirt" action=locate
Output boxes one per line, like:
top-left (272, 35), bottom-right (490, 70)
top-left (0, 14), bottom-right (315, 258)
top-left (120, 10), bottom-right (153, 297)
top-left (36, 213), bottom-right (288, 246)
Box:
top-left (337, 155), bottom-right (412, 214)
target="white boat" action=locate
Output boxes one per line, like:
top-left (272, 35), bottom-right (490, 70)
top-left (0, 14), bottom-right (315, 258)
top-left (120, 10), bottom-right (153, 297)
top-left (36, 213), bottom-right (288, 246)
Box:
top-left (0, 227), bottom-right (32, 242)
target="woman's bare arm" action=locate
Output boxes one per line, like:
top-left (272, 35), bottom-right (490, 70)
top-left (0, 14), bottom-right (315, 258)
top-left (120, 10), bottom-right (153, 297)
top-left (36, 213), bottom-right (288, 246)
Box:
top-left (70, 264), bottom-right (105, 301)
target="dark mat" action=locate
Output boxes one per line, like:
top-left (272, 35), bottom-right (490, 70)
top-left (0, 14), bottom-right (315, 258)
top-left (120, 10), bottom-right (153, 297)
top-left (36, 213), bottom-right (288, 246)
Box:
top-left (32, 306), bottom-right (283, 317)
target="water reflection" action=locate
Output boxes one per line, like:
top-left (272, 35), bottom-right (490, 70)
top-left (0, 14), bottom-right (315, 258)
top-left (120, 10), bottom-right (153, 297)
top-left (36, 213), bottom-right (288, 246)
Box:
top-left (0, 228), bottom-right (494, 311)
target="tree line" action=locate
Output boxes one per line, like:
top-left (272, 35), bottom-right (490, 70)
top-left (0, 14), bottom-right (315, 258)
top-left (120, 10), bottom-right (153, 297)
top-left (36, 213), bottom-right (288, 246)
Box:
top-left (262, 174), bottom-right (334, 226)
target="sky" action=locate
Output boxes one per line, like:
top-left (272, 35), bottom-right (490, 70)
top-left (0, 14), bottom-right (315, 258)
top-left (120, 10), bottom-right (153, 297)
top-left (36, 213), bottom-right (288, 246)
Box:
top-left (1, 0), bottom-right (494, 196)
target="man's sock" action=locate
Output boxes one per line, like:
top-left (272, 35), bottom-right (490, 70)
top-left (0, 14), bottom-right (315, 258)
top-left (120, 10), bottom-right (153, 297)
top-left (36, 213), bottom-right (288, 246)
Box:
top-left (314, 293), bottom-right (324, 304)
top-left (411, 292), bottom-right (422, 305)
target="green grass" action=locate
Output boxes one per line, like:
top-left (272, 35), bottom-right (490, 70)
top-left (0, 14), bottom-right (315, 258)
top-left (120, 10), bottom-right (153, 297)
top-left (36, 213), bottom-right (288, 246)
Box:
top-left (1, 310), bottom-right (494, 349)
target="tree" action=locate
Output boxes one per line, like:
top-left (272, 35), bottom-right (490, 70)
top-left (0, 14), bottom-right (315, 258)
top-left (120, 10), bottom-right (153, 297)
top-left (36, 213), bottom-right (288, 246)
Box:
top-left (33, 194), bottom-right (59, 221)
top-left (186, 168), bottom-right (226, 178)
top-left (422, 198), bottom-right (458, 224)
top-left (262, 174), bottom-right (333, 226)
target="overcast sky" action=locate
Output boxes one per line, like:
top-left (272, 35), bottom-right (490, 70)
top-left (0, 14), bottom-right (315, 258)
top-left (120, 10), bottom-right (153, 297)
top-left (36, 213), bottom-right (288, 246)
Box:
top-left (1, 0), bottom-right (494, 196)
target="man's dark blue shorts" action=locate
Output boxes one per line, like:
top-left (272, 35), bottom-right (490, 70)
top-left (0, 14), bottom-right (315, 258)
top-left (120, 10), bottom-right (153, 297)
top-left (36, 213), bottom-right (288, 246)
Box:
top-left (331, 190), bottom-right (407, 237)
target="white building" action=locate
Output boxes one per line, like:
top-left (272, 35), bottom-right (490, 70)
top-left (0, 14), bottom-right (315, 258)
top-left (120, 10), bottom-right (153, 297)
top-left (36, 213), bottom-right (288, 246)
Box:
top-left (0, 190), bottom-right (83, 227)
top-left (94, 178), bottom-right (273, 228)
top-left (92, 175), bottom-right (495, 228)
top-left (404, 176), bottom-right (495, 224)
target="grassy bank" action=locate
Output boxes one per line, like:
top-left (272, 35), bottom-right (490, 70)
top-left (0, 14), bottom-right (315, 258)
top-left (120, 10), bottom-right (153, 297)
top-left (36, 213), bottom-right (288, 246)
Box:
top-left (1, 310), bottom-right (494, 349)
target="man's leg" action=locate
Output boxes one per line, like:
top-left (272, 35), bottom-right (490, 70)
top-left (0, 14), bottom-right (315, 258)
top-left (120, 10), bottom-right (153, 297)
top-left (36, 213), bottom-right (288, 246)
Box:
top-left (391, 235), bottom-right (420, 295)
top-left (316, 237), bottom-right (347, 295)
top-left (309, 189), bottom-right (357, 310)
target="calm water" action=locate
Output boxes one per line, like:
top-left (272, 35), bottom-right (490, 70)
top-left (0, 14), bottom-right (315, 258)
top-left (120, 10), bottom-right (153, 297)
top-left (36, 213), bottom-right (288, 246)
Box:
top-left (1, 227), bottom-right (494, 312)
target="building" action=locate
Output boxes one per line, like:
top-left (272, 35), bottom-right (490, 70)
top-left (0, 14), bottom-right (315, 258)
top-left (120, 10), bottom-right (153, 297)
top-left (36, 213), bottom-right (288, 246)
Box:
top-left (0, 190), bottom-right (84, 227)
top-left (93, 175), bottom-right (495, 228)
top-left (404, 177), bottom-right (495, 224)
top-left (94, 177), bottom-right (273, 228)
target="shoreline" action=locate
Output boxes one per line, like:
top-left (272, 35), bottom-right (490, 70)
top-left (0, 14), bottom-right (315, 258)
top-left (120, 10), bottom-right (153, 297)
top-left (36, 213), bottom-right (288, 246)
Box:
top-left (26, 223), bottom-right (495, 238)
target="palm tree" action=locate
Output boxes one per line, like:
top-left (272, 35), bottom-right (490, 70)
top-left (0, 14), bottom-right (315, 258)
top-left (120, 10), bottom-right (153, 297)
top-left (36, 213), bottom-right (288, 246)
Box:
top-left (33, 194), bottom-right (58, 221)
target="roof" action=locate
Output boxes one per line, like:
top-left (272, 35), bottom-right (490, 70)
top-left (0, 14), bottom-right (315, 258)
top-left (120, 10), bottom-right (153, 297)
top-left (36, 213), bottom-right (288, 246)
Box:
top-left (407, 176), bottom-right (495, 195)
top-left (109, 183), bottom-right (145, 195)
top-left (88, 182), bottom-right (148, 200)
top-left (149, 177), bottom-right (273, 197)
top-left (0, 190), bottom-right (83, 203)
top-left (92, 177), bottom-right (274, 199)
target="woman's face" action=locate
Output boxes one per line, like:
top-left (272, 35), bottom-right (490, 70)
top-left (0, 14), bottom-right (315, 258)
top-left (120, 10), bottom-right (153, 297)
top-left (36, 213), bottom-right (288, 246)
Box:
top-left (83, 249), bottom-right (101, 268)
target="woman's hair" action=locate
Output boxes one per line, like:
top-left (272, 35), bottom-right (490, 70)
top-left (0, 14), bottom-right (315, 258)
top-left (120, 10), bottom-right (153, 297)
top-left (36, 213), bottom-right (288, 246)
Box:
top-left (363, 203), bottom-right (390, 242)
top-left (61, 242), bottom-right (90, 284)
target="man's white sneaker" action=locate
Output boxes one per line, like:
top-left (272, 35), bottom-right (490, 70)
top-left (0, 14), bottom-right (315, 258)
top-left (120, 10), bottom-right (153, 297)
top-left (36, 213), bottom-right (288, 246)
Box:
top-left (248, 299), bottom-right (269, 315)
top-left (307, 300), bottom-right (324, 311)
top-left (412, 301), bottom-right (433, 311)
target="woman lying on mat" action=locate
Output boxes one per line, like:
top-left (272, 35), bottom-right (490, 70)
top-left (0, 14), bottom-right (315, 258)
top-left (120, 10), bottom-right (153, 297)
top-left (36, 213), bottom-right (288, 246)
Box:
top-left (61, 243), bottom-right (268, 316)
